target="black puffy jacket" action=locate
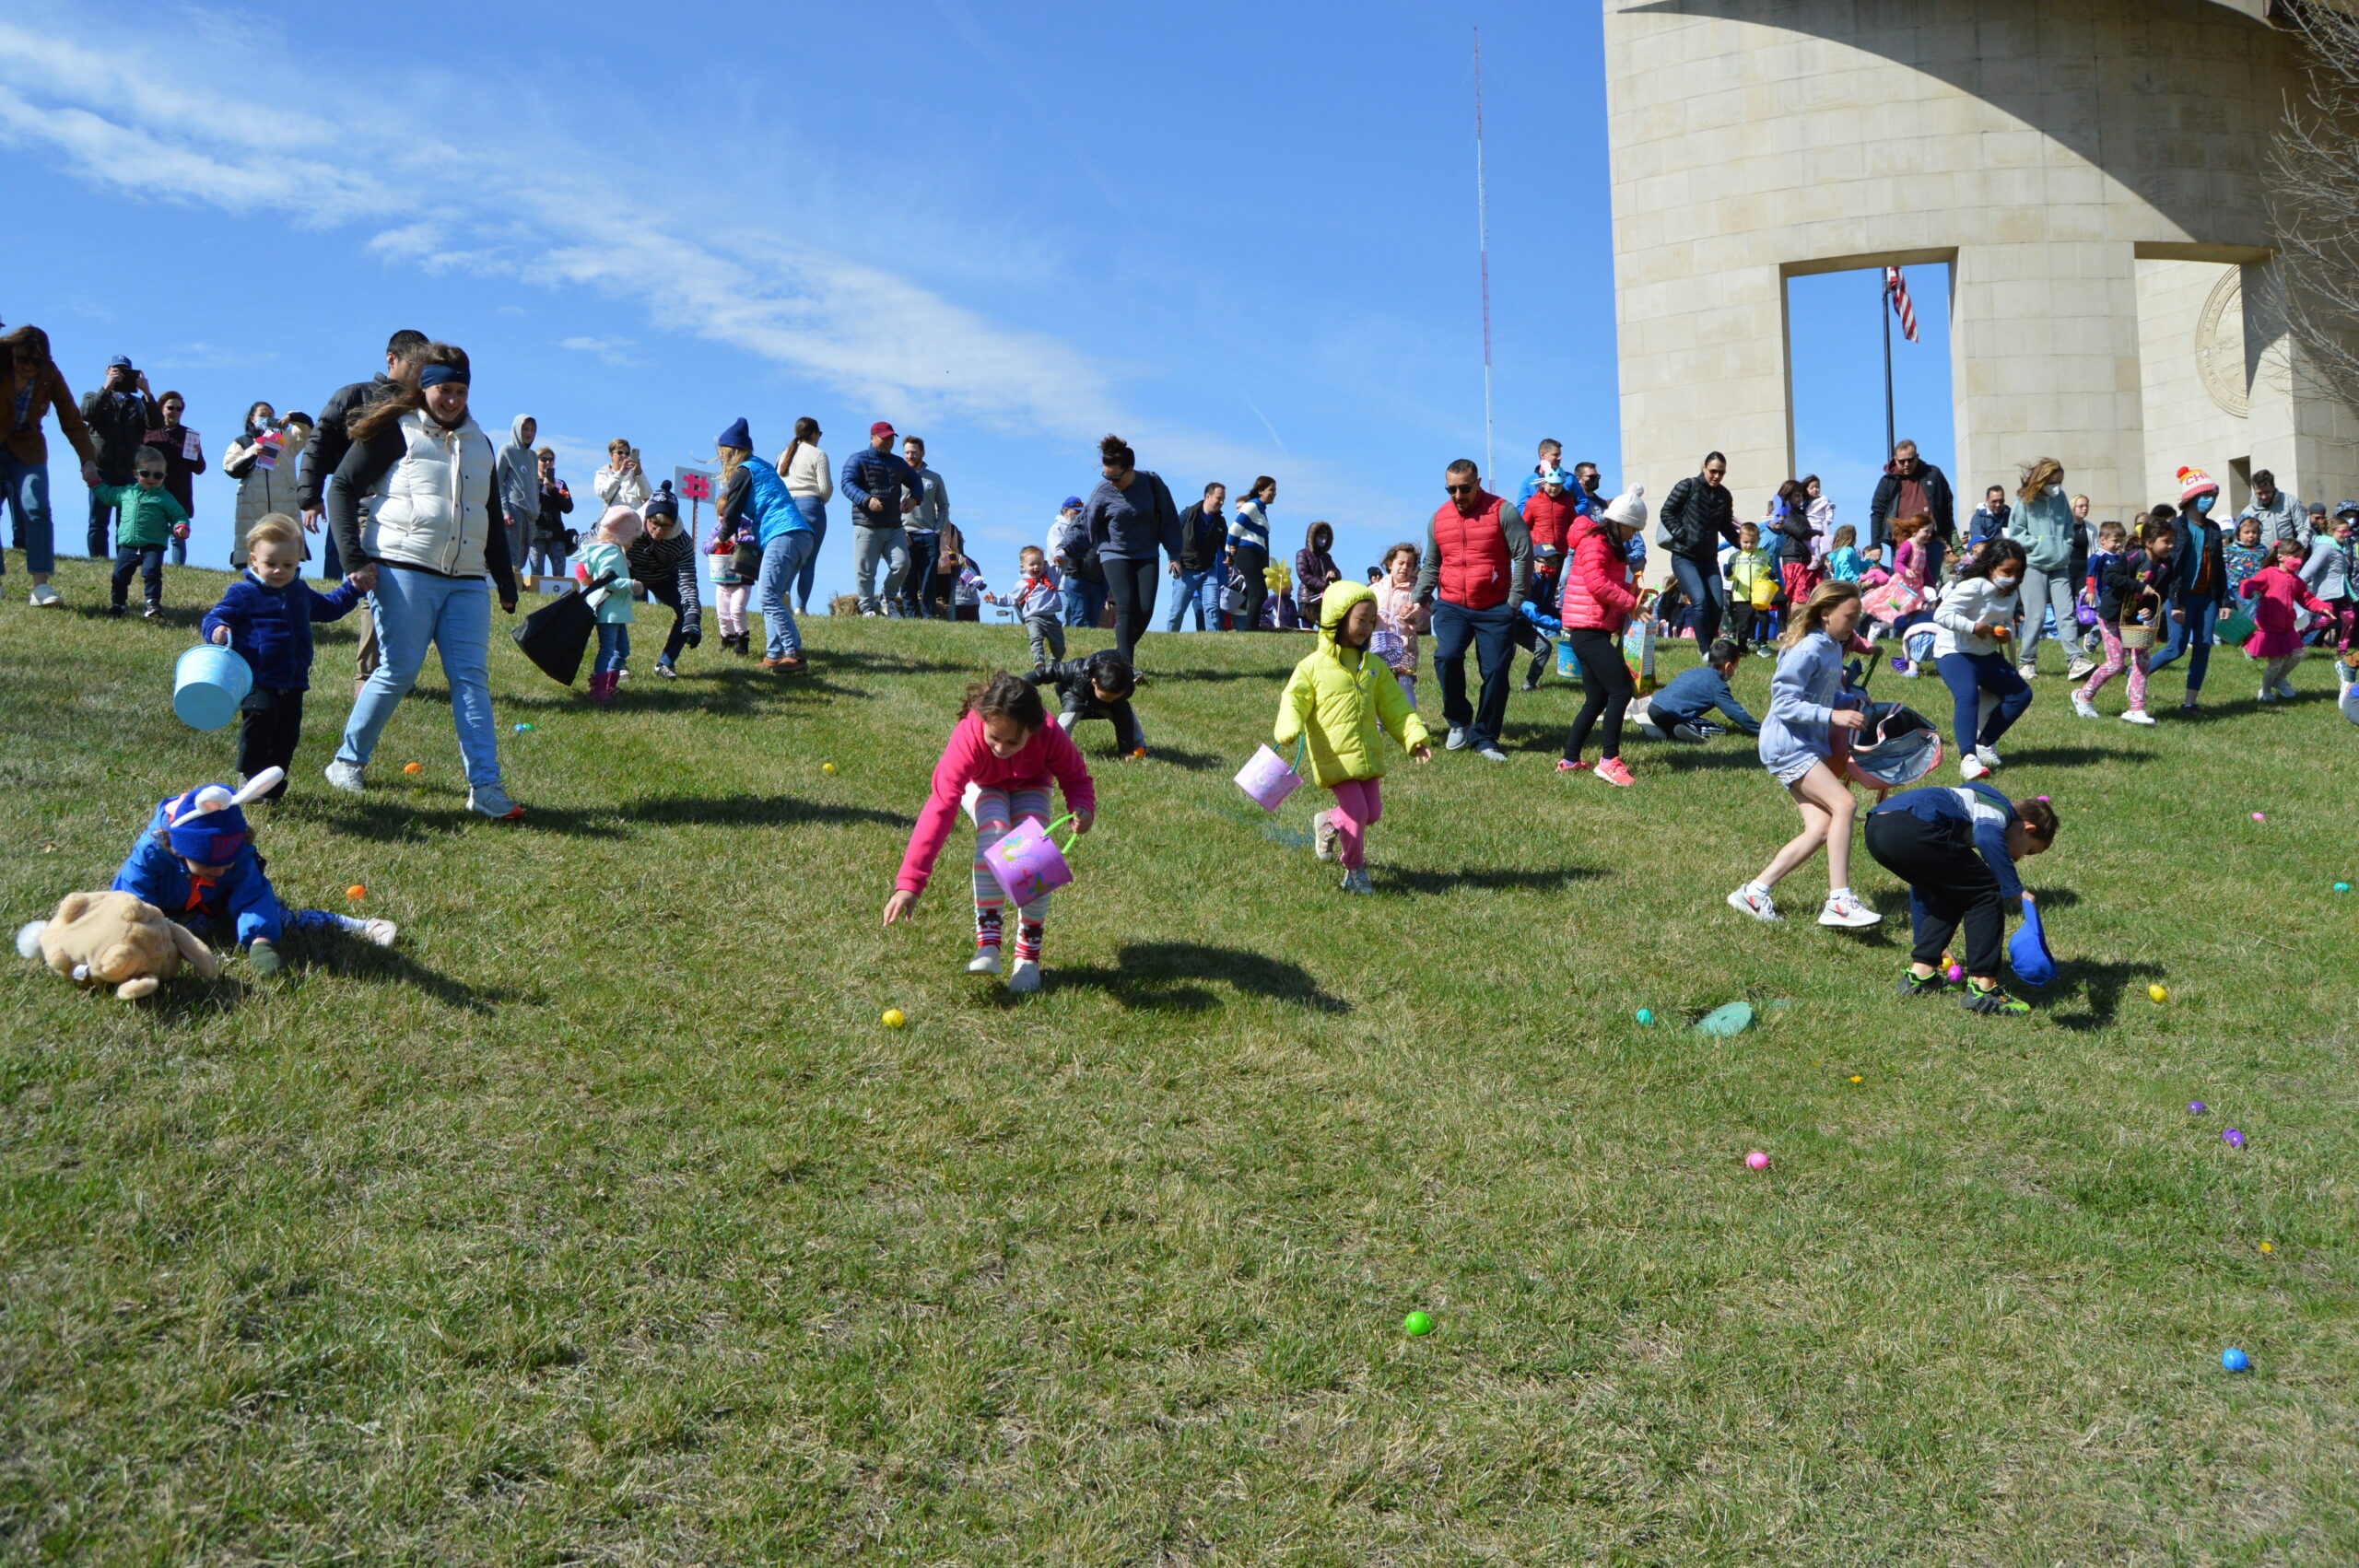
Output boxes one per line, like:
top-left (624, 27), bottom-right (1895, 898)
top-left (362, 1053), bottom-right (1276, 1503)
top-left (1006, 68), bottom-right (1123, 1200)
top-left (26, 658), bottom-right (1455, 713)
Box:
top-left (1659, 475), bottom-right (1737, 560)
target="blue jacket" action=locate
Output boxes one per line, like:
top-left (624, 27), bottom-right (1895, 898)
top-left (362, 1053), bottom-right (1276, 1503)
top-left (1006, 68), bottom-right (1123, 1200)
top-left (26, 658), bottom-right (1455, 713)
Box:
top-left (839, 445), bottom-right (925, 523)
top-left (199, 571), bottom-right (365, 691)
top-left (744, 455), bottom-right (807, 548)
top-left (111, 799), bottom-right (286, 944)
top-left (1649, 664), bottom-right (1759, 735)
top-left (1757, 631), bottom-right (1859, 778)
top-left (1872, 783), bottom-right (2025, 901)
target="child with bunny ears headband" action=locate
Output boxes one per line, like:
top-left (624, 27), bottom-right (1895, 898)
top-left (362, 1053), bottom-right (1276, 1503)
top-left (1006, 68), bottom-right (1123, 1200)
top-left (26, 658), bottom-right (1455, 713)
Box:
top-left (108, 768), bottom-right (397, 974)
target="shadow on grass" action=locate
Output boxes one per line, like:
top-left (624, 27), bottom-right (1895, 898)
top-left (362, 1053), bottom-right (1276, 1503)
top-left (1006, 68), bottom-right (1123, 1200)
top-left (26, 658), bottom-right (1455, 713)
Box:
top-left (311, 791), bottom-right (902, 841)
top-left (817, 648), bottom-right (986, 678)
top-left (147, 975), bottom-right (252, 1024)
top-left (2047, 957), bottom-right (2166, 1033)
top-left (1655, 747), bottom-right (1763, 772)
top-left (616, 792), bottom-right (907, 830)
top-left (286, 939), bottom-right (513, 1013)
top-left (1136, 746), bottom-right (1224, 773)
top-left (1034, 942), bottom-right (1348, 1013)
top-left (496, 668), bottom-right (869, 713)
top-left (2025, 886), bottom-right (2081, 909)
top-left (1381, 864), bottom-right (1605, 895)
top-left (1997, 745), bottom-right (2151, 768)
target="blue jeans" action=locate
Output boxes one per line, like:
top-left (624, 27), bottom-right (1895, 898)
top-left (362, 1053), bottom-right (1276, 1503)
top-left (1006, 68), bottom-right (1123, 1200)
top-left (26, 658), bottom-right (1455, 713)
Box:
top-left (1062, 579), bottom-right (1107, 627)
top-left (1431, 598), bottom-right (1517, 750)
top-left (791, 495), bottom-right (827, 607)
top-left (527, 543), bottom-right (568, 579)
top-left (757, 530), bottom-right (815, 660)
top-left (2148, 591), bottom-right (2219, 696)
top-left (0, 453), bottom-right (53, 576)
top-left (1167, 567), bottom-right (1216, 630)
top-left (1935, 650), bottom-right (2032, 755)
top-left (1671, 554), bottom-right (1729, 646)
top-left (336, 568), bottom-right (502, 787)
top-left (594, 622), bottom-right (630, 675)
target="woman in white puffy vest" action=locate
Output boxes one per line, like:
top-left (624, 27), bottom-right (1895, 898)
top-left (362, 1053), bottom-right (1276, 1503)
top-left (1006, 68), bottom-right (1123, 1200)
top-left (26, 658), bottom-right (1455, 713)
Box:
top-left (322, 344), bottom-right (526, 819)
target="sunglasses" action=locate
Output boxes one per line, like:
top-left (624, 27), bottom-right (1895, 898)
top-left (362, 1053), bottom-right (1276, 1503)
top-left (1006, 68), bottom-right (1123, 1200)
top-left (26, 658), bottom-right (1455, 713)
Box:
top-left (1445, 483), bottom-right (1477, 496)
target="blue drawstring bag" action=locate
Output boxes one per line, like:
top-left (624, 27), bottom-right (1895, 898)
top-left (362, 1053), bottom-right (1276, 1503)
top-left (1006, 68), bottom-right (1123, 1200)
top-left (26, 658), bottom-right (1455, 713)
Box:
top-left (2008, 894), bottom-right (2056, 987)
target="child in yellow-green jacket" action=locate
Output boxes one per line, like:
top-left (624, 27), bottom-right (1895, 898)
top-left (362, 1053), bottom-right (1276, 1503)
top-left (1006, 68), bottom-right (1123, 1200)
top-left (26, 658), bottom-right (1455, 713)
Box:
top-left (1724, 521), bottom-right (1777, 654)
top-left (1274, 579), bottom-right (1432, 894)
top-left (106, 446), bottom-right (191, 619)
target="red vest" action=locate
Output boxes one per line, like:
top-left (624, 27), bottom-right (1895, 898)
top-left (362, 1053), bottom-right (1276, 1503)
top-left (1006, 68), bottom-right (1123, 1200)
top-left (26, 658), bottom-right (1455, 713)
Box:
top-left (1431, 492), bottom-right (1511, 609)
top-left (1520, 488), bottom-right (1575, 555)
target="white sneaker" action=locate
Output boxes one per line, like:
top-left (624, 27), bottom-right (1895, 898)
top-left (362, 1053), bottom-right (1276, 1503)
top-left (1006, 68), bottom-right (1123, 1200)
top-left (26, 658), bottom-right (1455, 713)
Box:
top-left (1726, 885), bottom-right (1783, 924)
top-left (361, 919), bottom-right (399, 948)
top-left (656, 662), bottom-right (679, 679)
top-left (1445, 726), bottom-right (1468, 751)
top-left (2257, 686), bottom-right (2275, 704)
top-left (2067, 659), bottom-right (2095, 680)
top-left (2072, 696), bottom-right (2099, 720)
top-left (1005, 957), bottom-right (1041, 993)
top-left (2274, 679), bottom-right (2297, 699)
top-left (1818, 891), bottom-right (1884, 929)
top-left (1312, 812), bottom-right (1339, 861)
top-left (27, 583), bottom-right (61, 607)
top-left (2121, 709), bottom-right (2157, 726)
top-left (1976, 744), bottom-right (2003, 769)
top-left (966, 946), bottom-right (1003, 976)
top-left (1961, 754), bottom-right (1991, 780)
top-left (1474, 745), bottom-right (1508, 763)
top-left (323, 760), bottom-right (366, 793)
top-left (2016, 662), bottom-right (2037, 681)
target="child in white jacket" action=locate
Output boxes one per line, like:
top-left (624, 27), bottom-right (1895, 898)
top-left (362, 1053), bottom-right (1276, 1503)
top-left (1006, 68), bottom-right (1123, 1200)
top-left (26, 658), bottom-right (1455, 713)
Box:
top-left (1932, 539), bottom-right (2033, 780)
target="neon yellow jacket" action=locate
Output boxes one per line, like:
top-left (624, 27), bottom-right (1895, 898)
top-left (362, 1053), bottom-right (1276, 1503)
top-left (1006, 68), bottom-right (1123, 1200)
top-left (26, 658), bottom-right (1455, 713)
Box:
top-left (1273, 580), bottom-right (1431, 788)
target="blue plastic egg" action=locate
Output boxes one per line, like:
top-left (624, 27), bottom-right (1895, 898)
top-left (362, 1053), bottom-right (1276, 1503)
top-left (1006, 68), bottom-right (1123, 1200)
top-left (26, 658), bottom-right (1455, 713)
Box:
top-left (2222, 1347), bottom-right (2249, 1373)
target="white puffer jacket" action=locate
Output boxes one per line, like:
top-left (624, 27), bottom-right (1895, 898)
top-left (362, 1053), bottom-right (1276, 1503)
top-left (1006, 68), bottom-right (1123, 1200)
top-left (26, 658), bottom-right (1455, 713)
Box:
top-left (362, 410), bottom-right (499, 579)
top-left (1931, 573), bottom-right (2020, 659)
top-left (226, 426), bottom-right (311, 565)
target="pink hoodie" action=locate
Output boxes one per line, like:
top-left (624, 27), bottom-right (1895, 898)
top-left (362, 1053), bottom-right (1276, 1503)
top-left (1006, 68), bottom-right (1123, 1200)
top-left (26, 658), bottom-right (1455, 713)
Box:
top-left (896, 708), bottom-right (1097, 895)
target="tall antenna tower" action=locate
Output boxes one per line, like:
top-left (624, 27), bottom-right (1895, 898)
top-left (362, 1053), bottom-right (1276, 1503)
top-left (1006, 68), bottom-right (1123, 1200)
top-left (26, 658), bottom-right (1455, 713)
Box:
top-left (1473, 26), bottom-right (1495, 483)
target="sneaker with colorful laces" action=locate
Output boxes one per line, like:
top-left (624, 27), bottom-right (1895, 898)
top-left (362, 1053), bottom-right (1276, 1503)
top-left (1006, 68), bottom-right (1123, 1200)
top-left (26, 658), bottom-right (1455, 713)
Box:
top-left (1594, 756), bottom-right (1635, 788)
top-left (1726, 884), bottom-right (1783, 923)
top-left (1818, 890), bottom-right (1884, 929)
top-left (1962, 980), bottom-right (2031, 1016)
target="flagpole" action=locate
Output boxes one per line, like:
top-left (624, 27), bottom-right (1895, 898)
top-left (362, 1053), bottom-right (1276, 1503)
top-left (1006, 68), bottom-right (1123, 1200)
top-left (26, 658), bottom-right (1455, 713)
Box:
top-left (1881, 269), bottom-right (1895, 462)
top-left (1473, 26), bottom-right (1494, 486)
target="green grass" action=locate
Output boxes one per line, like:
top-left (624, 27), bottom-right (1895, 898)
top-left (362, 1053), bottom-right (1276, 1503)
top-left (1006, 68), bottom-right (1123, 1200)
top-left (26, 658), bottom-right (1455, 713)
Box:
top-left (5, 555), bottom-right (2357, 1564)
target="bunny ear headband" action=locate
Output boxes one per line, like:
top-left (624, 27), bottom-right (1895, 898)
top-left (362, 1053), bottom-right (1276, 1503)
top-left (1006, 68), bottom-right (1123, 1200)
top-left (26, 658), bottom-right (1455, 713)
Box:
top-left (163, 768), bottom-right (283, 862)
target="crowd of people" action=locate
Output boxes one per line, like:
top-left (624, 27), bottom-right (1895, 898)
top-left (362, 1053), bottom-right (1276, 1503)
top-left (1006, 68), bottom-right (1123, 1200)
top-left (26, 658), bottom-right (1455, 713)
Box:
top-left (8, 322), bottom-right (2353, 1014)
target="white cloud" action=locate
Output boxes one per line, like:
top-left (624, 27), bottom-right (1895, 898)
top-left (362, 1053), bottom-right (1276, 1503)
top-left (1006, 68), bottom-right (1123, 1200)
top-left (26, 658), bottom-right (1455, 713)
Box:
top-left (0, 11), bottom-right (1117, 441)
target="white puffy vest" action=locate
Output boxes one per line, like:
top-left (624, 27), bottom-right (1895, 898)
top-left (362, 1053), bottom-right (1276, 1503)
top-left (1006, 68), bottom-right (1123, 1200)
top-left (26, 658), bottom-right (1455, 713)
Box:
top-left (362, 410), bottom-right (497, 579)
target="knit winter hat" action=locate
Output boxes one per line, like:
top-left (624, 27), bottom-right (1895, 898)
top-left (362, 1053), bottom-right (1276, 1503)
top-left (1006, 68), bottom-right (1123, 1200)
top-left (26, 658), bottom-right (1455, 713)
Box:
top-left (644, 480), bottom-right (679, 521)
top-left (717, 417), bottom-right (751, 451)
top-left (2337, 500), bottom-right (2359, 520)
top-left (2177, 465), bottom-right (2220, 505)
top-left (1602, 485), bottom-right (1649, 529)
top-left (161, 768), bottom-right (283, 863)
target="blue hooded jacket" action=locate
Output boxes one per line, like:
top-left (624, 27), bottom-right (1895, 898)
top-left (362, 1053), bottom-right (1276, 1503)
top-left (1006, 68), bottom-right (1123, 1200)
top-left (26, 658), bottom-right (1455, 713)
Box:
top-left (111, 798), bottom-right (286, 944)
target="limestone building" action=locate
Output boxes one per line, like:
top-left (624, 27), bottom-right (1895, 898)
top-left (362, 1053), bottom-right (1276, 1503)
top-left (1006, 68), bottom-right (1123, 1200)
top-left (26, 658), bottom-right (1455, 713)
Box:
top-left (1602, 0), bottom-right (2359, 541)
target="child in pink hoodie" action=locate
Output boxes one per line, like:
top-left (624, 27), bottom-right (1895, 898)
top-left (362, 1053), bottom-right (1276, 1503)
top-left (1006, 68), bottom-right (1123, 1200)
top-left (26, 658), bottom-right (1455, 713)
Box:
top-left (2239, 538), bottom-right (2333, 702)
top-left (885, 672), bottom-right (1097, 993)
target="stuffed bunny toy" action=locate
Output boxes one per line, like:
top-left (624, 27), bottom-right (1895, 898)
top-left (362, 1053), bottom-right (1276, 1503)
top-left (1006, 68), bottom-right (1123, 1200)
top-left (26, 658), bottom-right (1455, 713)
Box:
top-left (17, 891), bottom-right (217, 1000)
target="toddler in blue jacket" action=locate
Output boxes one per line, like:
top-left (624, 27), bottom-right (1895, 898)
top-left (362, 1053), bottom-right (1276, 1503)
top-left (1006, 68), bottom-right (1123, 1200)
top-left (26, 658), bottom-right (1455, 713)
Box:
top-left (200, 515), bottom-right (364, 800)
top-left (111, 769), bottom-right (396, 975)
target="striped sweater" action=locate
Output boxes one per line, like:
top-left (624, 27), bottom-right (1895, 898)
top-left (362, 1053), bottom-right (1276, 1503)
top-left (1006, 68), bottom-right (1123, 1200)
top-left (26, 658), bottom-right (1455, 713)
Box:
top-left (627, 526), bottom-right (700, 609)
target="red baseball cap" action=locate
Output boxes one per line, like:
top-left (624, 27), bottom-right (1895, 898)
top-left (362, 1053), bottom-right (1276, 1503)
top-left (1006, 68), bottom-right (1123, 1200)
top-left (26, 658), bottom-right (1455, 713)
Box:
top-left (870, 420), bottom-right (896, 439)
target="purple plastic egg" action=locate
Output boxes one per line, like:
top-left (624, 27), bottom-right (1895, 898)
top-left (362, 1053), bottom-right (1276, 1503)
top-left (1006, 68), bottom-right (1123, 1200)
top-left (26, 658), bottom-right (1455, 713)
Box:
top-left (2189, 1101), bottom-right (2206, 1115)
top-left (2224, 1128), bottom-right (2246, 1149)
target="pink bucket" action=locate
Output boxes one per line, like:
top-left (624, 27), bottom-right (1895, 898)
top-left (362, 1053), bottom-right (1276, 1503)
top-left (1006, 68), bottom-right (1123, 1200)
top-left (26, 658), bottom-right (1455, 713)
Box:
top-left (1234, 743), bottom-right (1305, 812)
top-left (987, 814), bottom-right (1078, 906)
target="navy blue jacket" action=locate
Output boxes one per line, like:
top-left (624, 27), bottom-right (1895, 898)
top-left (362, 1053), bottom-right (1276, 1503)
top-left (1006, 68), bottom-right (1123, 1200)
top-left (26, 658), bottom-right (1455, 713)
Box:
top-left (1649, 665), bottom-right (1760, 735)
top-left (112, 799), bottom-right (286, 944)
top-left (200, 570), bottom-right (366, 691)
top-left (1872, 782), bottom-right (2025, 900)
top-left (839, 446), bottom-right (926, 523)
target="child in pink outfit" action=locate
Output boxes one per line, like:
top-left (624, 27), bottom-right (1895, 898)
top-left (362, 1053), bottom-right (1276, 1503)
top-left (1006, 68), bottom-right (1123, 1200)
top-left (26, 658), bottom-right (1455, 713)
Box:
top-left (2240, 538), bottom-right (2333, 702)
top-left (886, 673), bottom-right (1096, 993)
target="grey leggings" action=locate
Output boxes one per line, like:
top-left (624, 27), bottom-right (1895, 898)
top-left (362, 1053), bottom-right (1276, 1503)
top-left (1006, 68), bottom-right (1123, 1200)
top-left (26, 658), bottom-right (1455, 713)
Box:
top-left (2016, 562), bottom-right (2080, 667)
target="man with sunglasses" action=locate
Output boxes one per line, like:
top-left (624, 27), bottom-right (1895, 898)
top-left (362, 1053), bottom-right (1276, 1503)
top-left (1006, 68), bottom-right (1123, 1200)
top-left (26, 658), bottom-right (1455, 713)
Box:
top-left (1414, 459), bottom-right (1532, 762)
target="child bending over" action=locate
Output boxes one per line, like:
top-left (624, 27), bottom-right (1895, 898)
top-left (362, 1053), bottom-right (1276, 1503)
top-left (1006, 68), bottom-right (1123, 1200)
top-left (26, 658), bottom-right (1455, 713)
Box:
top-left (1865, 785), bottom-right (2056, 1017)
top-left (1027, 649), bottom-right (1144, 757)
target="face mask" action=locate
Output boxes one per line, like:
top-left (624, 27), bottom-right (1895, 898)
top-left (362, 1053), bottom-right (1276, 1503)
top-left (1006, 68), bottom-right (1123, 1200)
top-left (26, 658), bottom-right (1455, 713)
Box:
top-left (2195, 494), bottom-right (2215, 515)
top-left (2046, 485), bottom-right (2062, 497)
top-left (1992, 575), bottom-right (2020, 592)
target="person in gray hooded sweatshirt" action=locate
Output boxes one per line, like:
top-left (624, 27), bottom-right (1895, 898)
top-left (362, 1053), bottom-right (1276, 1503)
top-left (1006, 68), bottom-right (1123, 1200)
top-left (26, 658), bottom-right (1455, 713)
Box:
top-left (2003, 457), bottom-right (2077, 679)
top-left (496, 414), bottom-right (541, 573)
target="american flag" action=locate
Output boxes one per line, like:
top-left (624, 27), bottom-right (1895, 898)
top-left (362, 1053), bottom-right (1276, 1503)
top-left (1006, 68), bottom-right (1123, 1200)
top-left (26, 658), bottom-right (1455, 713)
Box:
top-left (1885, 266), bottom-right (1919, 343)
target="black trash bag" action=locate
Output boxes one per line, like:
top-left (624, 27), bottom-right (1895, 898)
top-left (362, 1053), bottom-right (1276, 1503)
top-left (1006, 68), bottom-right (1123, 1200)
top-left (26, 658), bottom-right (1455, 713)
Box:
top-left (510, 571), bottom-right (617, 686)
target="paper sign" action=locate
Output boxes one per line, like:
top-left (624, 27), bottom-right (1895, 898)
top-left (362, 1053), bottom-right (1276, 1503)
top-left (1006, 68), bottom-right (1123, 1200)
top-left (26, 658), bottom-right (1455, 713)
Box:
top-left (674, 467), bottom-right (713, 503)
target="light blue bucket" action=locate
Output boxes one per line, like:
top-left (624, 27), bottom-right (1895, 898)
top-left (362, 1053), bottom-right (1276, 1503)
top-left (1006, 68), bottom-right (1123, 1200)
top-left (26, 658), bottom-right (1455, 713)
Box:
top-left (173, 644), bottom-right (252, 731)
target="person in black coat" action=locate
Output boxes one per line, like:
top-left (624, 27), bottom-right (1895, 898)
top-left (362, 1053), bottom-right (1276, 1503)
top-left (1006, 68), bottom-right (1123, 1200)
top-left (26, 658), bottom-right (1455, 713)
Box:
top-left (1025, 649), bottom-right (1142, 756)
top-left (1868, 439), bottom-right (1956, 556)
top-left (1658, 451), bottom-right (1741, 646)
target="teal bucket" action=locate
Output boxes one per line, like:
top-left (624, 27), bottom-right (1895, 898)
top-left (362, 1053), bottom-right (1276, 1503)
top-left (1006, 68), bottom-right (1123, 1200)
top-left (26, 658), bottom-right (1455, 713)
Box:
top-left (173, 644), bottom-right (252, 731)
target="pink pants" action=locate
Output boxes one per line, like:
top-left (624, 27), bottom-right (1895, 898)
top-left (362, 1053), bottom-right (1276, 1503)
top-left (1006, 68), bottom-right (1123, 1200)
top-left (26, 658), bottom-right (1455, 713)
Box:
top-left (2078, 618), bottom-right (2147, 711)
top-left (1323, 778), bottom-right (1382, 870)
top-left (716, 583), bottom-right (750, 637)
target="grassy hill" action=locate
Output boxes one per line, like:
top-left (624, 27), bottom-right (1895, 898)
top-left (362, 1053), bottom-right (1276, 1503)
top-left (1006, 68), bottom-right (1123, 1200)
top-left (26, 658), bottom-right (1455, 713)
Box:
top-left (5, 555), bottom-right (2356, 1563)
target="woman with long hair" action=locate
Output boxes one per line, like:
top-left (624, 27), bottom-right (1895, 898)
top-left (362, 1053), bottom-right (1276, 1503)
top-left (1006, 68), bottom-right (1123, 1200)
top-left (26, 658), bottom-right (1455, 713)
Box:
top-left (323, 344), bottom-right (526, 818)
top-left (1080, 434), bottom-right (1180, 666)
top-left (2003, 457), bottom-right (2077, 679)
top-left (1226, 475), bottom-right (1277, 631)
top-left (0, 324), bottom-right (100, 606)
top-left (1727, 579), bottom-right (1883, 930)
top-left (776, 415), bottom-right (831, 613)
top-left (716, 416), bottom-right (816, 674)
top-left (1932, 537), bottom-right (2034, 778)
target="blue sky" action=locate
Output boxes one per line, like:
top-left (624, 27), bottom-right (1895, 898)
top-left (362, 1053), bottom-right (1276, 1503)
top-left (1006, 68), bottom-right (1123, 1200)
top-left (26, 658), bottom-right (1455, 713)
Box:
top-left (0, 0), bottom-right (1952, 598)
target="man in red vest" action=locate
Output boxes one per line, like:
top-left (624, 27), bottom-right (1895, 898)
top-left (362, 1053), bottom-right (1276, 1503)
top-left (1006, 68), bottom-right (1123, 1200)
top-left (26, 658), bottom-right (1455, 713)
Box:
top-left (1414, 458), bottom-right (1532, 761)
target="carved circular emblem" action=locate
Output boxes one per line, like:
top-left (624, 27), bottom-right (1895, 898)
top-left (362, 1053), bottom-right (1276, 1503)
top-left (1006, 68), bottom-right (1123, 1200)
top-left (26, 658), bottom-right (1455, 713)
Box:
top-left (2195, 268), bottom-right (2248, 419)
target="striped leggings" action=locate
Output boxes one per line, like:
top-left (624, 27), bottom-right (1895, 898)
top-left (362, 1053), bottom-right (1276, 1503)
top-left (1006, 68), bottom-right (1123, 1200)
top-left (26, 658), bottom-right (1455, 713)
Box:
top-left (971, 785), bottom-right (1051, 918)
